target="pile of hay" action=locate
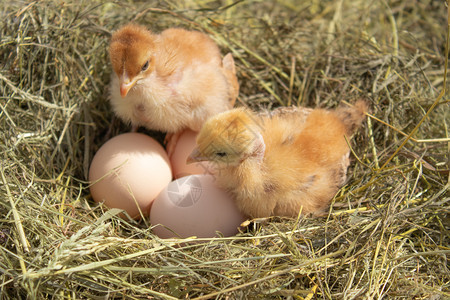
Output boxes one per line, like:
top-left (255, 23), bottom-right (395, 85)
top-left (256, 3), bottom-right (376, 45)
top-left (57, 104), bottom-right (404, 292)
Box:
top-left (1, 0), bottom-right (448, 298)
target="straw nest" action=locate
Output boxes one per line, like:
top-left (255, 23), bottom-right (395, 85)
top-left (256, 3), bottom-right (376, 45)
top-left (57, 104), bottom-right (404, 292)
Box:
top-left (1, 1), bottom-right (448, 299)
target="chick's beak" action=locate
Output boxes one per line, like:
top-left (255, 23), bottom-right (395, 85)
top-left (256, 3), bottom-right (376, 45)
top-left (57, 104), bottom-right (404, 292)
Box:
top-left (119, 76), bottom-right (137, 98)
top-left (186, 147), bottom-right (208, 164)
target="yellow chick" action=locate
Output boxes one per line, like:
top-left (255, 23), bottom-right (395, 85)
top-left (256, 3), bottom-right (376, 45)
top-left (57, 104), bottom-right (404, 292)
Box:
top-left (108, 24), bottom-right (239, 153)
top-left (187, 101), bottom-right (367, 218)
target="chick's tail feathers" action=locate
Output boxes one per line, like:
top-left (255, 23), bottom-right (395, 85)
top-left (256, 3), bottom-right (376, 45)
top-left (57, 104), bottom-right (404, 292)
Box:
top-left (336, 100), bottom-right (368, 136)
top-left (222, 53), bottom-right (239, 108)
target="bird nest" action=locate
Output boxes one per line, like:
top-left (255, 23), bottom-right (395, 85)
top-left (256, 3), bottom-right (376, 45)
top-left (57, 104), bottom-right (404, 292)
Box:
top-left (0, 0), bottom-right (448, 298)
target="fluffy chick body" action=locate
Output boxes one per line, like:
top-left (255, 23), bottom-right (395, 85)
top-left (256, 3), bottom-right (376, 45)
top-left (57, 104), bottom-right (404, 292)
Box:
top-left (109, 24), bottom-right (238, 133)
top-left (189, 101), bottom-right (367, 218)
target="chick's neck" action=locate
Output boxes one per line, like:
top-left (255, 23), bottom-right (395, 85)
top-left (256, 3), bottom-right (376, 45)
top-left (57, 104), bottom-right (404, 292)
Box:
top-left (218, 156), bottom-right (267, 200)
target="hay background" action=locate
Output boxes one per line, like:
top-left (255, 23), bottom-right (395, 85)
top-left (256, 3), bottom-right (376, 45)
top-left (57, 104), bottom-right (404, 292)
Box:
top-left (0, 0), bottom-right (448, 299)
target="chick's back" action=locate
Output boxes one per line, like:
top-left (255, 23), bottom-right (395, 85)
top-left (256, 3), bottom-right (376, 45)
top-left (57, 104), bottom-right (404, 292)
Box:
top-left (259, 101), bottom-right (367, 216)
top-left (155, 28), bottom-right (222, 77)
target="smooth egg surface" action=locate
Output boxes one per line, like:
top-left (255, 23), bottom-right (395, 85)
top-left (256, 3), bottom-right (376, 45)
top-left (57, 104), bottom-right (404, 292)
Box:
top-left (170, 130), bottom-right (216, 179)
top-left (89, 133), bottom-right (172, 219)
top-left (150, 174), bottom-right (246, 239)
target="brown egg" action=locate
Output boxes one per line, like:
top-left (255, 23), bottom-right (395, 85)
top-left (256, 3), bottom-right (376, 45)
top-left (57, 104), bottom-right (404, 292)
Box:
top-left (170, 129), bottom-right (216, 179)
top-left (89, 133), bottom-right (172, 219)
top-left (150, 175), bottom-right (246, 238)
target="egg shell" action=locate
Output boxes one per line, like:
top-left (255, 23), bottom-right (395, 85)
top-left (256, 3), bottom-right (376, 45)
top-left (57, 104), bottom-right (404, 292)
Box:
top-left (89, 132), bottom-right (172, 219)
top-left (150, 174), bottom-right (246, 238)
top-left (170, 129), bottom-right (216, 179)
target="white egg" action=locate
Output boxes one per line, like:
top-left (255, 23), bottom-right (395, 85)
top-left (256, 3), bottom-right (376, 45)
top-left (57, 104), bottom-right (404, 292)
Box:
top-left (169, 129), bottom-right (216, 179)
top-left (89, 133), bottom-right (172, 219)
top-left (150, 174), bottom-right (246, 238)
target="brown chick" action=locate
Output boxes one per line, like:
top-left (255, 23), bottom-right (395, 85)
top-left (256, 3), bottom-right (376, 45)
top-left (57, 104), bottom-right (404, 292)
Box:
top-left (108, 24), bottom-right (239, 152)
top-left (187, 101), bottom-right (367, 218)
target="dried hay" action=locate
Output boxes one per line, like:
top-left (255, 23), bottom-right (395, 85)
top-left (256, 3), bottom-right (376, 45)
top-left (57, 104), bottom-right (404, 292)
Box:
top-left (0, 0), bottom-right (448, 299)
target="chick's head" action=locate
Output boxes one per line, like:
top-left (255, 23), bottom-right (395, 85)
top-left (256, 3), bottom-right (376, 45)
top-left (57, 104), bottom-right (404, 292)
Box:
top-left (188, 108), bottom-right (265, 168)
top-left (109, 24), bottom-right (157, 97)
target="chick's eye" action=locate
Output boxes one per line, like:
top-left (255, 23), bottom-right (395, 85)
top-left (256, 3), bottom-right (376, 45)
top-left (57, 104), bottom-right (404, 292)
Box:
top-left (215, 152), bottom-right (227, 158)
top-left (141, 60), bottom-right (150, 72)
